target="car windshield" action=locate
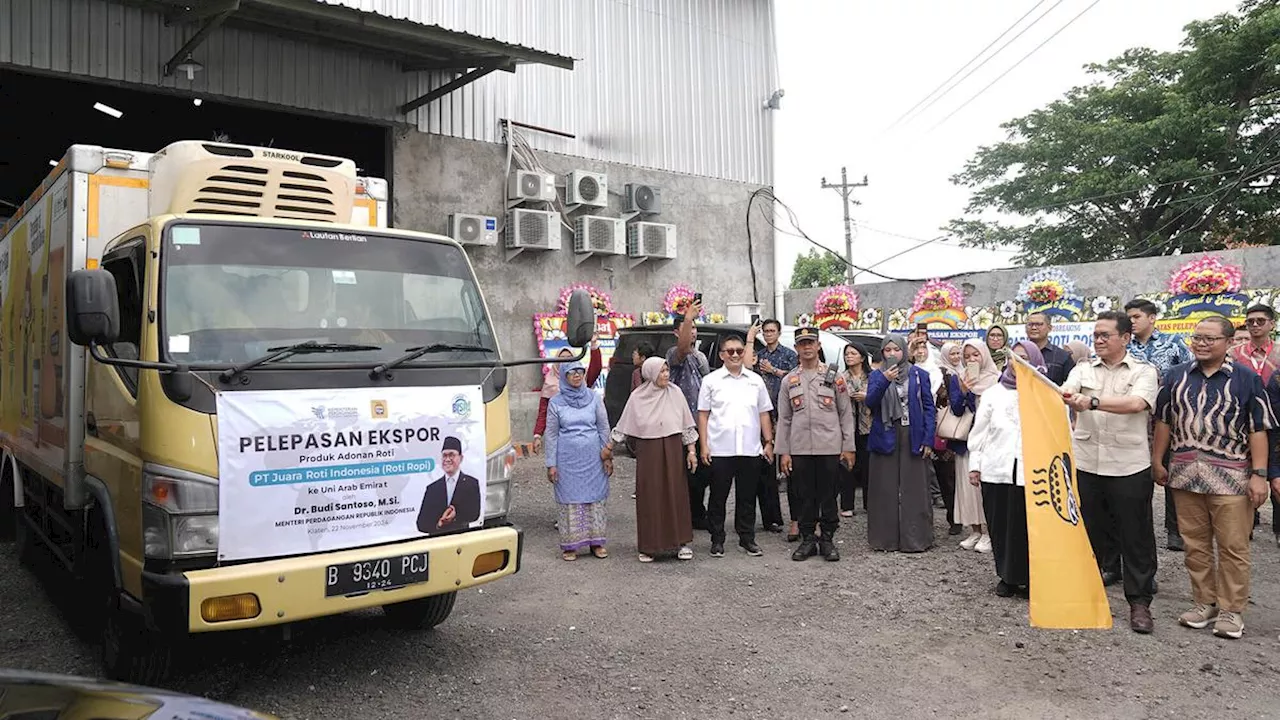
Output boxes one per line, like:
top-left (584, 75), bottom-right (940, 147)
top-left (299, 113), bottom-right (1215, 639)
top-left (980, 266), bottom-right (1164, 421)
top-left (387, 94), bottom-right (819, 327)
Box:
top-left (160, 223), bottom-right (496, 365)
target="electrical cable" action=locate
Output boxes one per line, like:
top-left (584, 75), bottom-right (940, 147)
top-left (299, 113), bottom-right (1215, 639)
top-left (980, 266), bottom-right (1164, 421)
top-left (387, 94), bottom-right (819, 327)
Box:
top-left (888, 0), bottom-right (1059, 130)
top-left (929, 0), bottom-right (1103, 131)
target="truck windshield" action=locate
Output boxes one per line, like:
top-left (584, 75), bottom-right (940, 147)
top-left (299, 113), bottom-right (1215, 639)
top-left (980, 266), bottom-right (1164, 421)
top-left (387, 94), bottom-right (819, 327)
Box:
top-left (160, 222), bottom-right (497, 365)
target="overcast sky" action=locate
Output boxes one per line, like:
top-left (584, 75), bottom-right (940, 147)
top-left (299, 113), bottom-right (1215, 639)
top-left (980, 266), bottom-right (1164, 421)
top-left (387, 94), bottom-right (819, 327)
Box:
top-left (772, 0), bottom-right (1243, 300)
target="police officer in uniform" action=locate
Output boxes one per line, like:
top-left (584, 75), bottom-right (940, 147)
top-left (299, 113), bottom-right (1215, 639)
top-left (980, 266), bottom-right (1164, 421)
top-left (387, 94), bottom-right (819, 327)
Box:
top-left (776, 327), bottom-right (857, 562)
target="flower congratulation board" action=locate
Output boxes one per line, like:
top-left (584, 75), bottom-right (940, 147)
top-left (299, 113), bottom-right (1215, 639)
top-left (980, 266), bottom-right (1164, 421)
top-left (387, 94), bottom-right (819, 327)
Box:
top-left (1164, 256), bottom-right (1248, 319)
top-left (1017, 268), bottom-right (1084, 320)
top-left (534, 283), bottom-right (635, 390)
top-left (908, 278), bottom-right (968, 329)
top-left (812, 285), bottom-right (880, 330)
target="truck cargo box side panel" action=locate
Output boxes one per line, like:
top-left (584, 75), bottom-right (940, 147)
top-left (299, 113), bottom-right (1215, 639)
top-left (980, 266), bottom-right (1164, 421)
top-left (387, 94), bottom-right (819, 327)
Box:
top-left (0, 172), bottom-right (74, 487)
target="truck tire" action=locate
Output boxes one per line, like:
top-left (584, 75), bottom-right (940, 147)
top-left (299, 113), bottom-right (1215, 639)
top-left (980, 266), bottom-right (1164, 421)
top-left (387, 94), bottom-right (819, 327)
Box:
top-left (86, 514), bottom-right (178, 685)
top-left (381, 591), bottom-right (457, 630)
top-left (0, 464), bottom-right (14, 541)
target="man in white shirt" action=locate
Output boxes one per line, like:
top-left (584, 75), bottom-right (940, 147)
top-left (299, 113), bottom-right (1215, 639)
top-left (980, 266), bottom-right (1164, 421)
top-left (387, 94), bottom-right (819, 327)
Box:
top-left (1060, 311), bottom-right (1160, 634)
top-left (697, 334), bottom-right (774, 558)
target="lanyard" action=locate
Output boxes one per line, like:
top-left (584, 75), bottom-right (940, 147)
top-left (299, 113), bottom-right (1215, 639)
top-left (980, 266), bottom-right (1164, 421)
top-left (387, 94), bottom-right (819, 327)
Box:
top-left (1245, 341), bottom-right (1273, 375)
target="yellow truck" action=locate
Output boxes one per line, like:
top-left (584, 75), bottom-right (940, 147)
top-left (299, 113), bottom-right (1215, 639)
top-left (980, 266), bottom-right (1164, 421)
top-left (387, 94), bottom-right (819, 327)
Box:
top-left (0, 140), bottom-right (593, 684)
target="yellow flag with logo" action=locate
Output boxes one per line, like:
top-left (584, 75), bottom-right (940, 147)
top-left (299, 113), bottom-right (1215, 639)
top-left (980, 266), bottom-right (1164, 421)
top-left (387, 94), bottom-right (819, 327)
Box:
top-left (1013, 360), bottom-right (1112, 629)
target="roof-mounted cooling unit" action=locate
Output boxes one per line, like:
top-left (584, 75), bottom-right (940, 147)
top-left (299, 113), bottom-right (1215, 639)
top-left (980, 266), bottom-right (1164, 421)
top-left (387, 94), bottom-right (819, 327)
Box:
top-left (624, 183), bottom-right (661, 214)
top-left (508, 170), bottom-right (557, 203)
top-left (573, 215), bottom-right (626, 259)
top-left (505, 208), bottom-right (561, 256)
top-left (567, 170), bottom-right (608, 208)
top-left (449, 213), bottom-right (498, 247)
top-left (627, 221), bottom-right (677, 264)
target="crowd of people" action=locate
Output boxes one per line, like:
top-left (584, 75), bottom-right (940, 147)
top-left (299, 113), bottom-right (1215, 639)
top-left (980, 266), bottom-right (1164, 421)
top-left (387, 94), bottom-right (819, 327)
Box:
top-left (535, 297), bottom-right (1280, 639)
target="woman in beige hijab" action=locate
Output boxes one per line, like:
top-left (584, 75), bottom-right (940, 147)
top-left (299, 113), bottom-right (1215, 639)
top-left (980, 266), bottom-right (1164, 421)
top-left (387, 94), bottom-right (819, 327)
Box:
top-left (951, 338), bottom-right (1002, 553)
top-left (603, 357), bottom-right (699, 562)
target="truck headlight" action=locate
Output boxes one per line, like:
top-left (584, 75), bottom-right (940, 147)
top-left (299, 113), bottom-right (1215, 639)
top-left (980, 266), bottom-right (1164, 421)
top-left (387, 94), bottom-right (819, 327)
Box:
top-left (484, 445), bottom-right (517, 520)
top-left (142, 463), bottom-right (219, 559)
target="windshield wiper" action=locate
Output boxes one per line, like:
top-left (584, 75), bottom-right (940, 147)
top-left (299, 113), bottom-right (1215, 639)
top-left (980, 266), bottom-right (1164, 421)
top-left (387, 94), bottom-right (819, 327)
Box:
top-left (220, 341), bottom-right (382, 382)
top-left (370, 343), bottom-right (495, 378)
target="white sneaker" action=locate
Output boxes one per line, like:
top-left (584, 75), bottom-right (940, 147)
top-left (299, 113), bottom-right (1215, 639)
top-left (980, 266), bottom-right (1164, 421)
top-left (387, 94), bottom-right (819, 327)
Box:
top-left (959, 532), bottom-right (981, 550)
top-left (975, 535), bottom-right (993, 554)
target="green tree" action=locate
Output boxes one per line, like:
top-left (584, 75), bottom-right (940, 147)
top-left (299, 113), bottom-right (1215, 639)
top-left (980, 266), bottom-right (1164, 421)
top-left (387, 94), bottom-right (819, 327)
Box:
top-left (948, 0), bottom-right (1280, 266)
top-left (790, 248), bottom-right (847, 289)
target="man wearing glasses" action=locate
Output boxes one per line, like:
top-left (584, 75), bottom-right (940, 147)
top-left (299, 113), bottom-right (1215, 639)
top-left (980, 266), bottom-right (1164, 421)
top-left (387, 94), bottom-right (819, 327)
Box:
top-left (1154, 315), bottom-right (1275, 640)
top-left (1232, 304), bottom-right (1280, 544)
top-left (755, 319), bottom-right (796, 534)
top-left (1024, 312), bottom-right (1075, 385)
top-left (697, 334), bottom-right (774, 558)
top-left (1061, 311), bottom-right (1160, 633)
top-left (1125, 298), bottom-right (1194, 551)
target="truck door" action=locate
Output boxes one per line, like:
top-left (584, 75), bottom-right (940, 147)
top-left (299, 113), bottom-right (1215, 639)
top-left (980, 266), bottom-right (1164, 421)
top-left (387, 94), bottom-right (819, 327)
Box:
top-left (83, 237), bottom-right (148, 597)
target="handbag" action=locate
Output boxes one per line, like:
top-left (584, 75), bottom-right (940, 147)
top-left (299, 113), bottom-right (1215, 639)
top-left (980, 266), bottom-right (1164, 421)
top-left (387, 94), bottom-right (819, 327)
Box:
top-left (937, 405), bottom-right (973, 441)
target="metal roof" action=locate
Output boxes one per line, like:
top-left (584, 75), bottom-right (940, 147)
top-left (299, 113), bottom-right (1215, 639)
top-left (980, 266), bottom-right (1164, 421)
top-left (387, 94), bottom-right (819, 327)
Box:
top-left (122, 0), bottom-right (574, 111)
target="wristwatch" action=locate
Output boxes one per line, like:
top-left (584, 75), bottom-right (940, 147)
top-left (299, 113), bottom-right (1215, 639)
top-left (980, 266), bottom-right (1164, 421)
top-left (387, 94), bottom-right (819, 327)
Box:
top-left (1251, 468), bottom-right (1267, 478)
top-left (1089, 396), bottom-right (1100, 411)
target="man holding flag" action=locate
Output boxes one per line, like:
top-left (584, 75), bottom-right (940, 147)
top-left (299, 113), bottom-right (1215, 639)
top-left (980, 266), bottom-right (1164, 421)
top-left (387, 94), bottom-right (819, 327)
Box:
top-left (1060, 311), bottom-right (1160, 634)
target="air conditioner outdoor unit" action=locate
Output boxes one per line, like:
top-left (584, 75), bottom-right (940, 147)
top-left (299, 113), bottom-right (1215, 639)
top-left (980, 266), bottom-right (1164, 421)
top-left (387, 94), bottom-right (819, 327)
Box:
top-left (449, 213), bottom-right (498, 246)
top-left (627, 221), bottom-right (677, 260)
top-left (573, 215), bottom-right (626, 256)
top-left (624, 183), bottom-right (661, 214)
top-left (508, 170), bottom-right (557, 203)
top-left (505, 208), bottom-right (561, 251)
top-left (567, 170), bottom-right (608, 207)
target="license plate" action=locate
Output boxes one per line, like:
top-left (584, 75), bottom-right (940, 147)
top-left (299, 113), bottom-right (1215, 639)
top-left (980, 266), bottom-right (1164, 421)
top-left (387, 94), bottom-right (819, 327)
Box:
top-left (324, 552), bottom-right (430, 597)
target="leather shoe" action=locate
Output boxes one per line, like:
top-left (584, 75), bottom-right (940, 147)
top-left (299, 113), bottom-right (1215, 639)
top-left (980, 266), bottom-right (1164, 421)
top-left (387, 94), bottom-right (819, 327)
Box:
top-left (819, 540), bottom-right (840, 562)
top-left (1101, 570), bottom-right (1122, 587)
top-left (1129, 603), bottom-right (1154, 634)
top-left (791, 540), bottom-right (817, 561)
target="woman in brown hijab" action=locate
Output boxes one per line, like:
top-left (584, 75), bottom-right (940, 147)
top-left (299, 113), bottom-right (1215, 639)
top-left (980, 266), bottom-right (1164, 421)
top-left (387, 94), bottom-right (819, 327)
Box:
top-left (603, 357), bottom-right (699, 562)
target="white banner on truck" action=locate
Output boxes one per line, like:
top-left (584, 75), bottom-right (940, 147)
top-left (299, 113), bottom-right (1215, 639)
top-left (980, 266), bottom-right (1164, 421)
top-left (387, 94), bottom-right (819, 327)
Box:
top-left (216, 386), bottom-right (486, 562)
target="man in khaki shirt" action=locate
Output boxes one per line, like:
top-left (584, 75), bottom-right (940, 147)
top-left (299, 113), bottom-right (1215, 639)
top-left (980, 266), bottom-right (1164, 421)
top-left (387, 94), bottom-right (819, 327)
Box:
top-left (1061, 310), bottom-right (1160, 634)
top-left (776, 327), bottom-right (856, 563)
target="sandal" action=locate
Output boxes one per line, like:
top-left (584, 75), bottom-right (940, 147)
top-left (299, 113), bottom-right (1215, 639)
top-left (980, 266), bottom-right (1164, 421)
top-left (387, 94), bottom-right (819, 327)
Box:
top-left (638, 553), bottom-right (654, 563)
top-left (562, 551), bottom-right (577, 561)
top-left (677, 545), bottom-right (694, 561)
top-left (840, 510), bottom-right (854, 518)
top-left (592, 546), bottom-right (608, 559)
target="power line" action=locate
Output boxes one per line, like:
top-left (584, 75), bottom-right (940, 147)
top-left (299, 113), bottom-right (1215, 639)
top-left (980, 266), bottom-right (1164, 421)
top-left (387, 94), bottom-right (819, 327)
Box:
top-left (892, 0), bottom-right (1068, 130)
top-left (929, 0), bottom-right (1104, 132)
top-left (854, 222), bottom-right (1020, 252)
top-left (886, 0), bottom-right (1052, 129)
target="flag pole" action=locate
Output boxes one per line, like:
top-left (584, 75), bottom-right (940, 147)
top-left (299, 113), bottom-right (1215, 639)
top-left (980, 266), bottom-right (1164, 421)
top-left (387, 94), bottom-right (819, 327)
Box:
top-left (1007, 348), bottom-right (1065, 395)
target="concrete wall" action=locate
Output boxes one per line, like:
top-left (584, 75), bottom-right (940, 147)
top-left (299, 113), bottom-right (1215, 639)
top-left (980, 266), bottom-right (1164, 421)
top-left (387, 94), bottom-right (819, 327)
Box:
top-left (392, 129), bottom-right (775, 437)
top-left (784, 247), bottom-right (1280, 324)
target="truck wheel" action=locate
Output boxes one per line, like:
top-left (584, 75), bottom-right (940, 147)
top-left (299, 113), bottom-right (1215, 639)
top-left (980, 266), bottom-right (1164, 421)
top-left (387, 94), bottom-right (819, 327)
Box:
top-left (87, 515), bottom-right (178, 685)
top-left (0, 464), bottom-right (13, 541)
top-left (381, 591), bottom-right (457, 630)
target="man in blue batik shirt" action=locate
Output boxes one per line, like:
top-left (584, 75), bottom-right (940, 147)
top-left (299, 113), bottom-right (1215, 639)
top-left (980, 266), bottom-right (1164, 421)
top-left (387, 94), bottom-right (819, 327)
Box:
top-left (1126, 298), bottom-right (1193, 553)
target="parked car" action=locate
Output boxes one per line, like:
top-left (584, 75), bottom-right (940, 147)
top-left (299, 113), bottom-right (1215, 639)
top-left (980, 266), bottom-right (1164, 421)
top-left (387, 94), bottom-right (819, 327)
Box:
top-left (832, 330), bottom-right (886, 364)
top-left (0, 668), bottom-right (276, 718)
top-left (604, 323), bottom-right (851, 431)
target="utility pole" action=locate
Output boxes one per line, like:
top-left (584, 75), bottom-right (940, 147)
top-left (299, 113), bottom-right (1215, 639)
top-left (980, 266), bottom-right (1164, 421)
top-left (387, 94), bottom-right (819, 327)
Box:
top-left (820, 167), bottom-right (869, 286)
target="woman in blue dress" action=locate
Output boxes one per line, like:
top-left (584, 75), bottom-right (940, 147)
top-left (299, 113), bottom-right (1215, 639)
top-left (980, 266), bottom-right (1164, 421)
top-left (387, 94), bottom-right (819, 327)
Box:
top-left (545, 361), bottom-right (613, 560)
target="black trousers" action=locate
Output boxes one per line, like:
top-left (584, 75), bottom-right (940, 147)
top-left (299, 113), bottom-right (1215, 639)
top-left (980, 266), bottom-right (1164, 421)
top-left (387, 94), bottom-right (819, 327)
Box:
top-left (756, 456), bottom-right (784, 527)
top-left (933, 455), bottom-right (956, 526)
top-left (709, 456), bottom-right (760, 544)
top-left (791, 455), bottom-right (840, 540)
top-left (1079, 469), bottom-right (1158, 606)
top-left (839, 433), bottom-right (869, 512)
top-left (982, 480), bottom-right (1029, 587)
top-left (687, 460), bottom-right (711, 529)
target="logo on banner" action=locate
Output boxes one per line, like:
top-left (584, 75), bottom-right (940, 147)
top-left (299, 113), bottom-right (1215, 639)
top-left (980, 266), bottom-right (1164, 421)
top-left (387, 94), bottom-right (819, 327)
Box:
top-left (370, 400), bottom-right (388, 419)
top-left (1031, 452), bottom-right (1080, 525)
top-left (451, 394), bottom-right (472, 419)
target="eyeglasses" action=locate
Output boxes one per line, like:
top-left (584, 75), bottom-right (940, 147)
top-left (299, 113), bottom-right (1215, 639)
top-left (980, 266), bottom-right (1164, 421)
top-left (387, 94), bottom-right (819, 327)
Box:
top-left (1246, 317), bottom-right (1271, 326)
top-left (1092, 332), bottom-right (1117, 340)
top-left (1189, 335), bottom-right (1227, 345)
top-left (1026, 322), bottom-right (1047, 328)
top-left (723, 348), bottom-right (745, 356)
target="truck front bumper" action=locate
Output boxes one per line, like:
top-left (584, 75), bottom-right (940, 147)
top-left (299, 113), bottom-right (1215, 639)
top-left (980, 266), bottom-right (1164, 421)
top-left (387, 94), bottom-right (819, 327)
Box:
top-left (138, 525), bottom-right (522, 634)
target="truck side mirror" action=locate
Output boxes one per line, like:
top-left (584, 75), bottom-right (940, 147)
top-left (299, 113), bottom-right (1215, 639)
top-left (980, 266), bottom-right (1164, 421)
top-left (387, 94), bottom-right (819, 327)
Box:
top-left (66, 269), bottom-right (120, 347)
top-left (564, 289), bottom-right (596, 349)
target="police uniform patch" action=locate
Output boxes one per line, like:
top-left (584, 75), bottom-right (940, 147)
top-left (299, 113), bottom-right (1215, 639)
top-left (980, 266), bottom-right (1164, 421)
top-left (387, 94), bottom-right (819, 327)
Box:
top-left (788, 374), bottom-right (802, 386)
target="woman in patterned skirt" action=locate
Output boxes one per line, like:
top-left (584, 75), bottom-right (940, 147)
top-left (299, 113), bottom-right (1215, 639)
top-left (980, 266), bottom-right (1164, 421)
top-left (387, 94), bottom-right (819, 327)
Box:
top-left (544, 361), bottom-right (613, 560)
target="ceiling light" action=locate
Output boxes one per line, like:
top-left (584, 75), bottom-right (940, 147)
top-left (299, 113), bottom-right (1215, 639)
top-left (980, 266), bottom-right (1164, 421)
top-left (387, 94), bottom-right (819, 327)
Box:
top-left (48, 160), bottom-right (58, 167)
top-left (93, 102), bottom-right (123, 119)
top-left (193, 98), bottom-right (203, 107)
top-left (176, 55), bottom-right (204, 81)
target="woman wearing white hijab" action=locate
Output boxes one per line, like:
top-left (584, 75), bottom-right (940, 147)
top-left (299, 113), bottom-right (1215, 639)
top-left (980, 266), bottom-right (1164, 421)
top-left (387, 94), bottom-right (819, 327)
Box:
top-left (603, 357), bottom-right (700, 562)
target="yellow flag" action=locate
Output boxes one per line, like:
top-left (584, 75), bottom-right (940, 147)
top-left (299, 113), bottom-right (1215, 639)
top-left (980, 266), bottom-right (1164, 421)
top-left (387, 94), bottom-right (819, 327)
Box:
top-left (1013, 361), bottom-right (1112, 630)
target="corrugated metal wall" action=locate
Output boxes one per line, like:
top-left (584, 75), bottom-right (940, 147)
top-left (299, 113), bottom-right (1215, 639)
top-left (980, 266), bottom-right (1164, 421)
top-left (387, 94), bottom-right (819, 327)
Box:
top-left (0, 0), bottom-right (778, 185)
